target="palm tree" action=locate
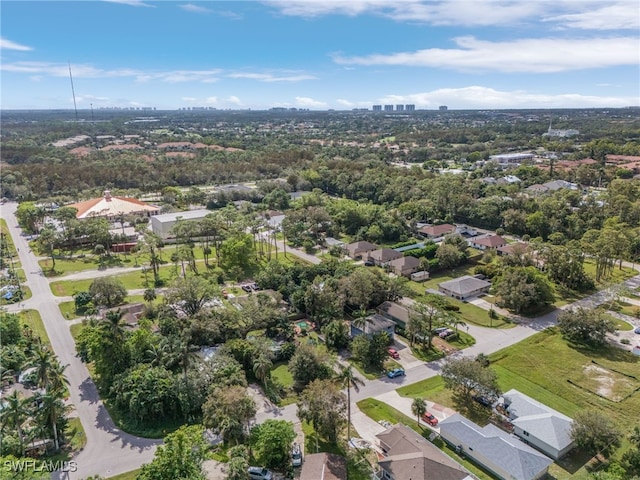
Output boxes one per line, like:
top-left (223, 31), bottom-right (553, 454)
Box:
top-left (334, 364), bottom-right (364, 442)
top-left (29, 343), bottom-right (55, 390)
top-left (47, 361), bottom-right (69, 393)
top-left (411, 397), bottom-right (427, 426)
top-left (352, 308), bottom-right (370, 332)
top-left (35, 387), bottom-right (68, 451)
top-left (252, 354), bottom-right (272, 384)
top-left (0, 390), bottom-right (29, 455)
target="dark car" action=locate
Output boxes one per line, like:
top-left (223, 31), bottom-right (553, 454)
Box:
top-left (421, 412), bottom-right (439, 426)
top-left (364, 260), bottom-right (375, 266)
top-left (472, 395), bottom-right (493, 407)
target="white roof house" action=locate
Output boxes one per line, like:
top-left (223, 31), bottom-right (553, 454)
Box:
top-left (501, 389), bottom-right (574, 459)
top-left (439, 414), bottom-right (552, 480)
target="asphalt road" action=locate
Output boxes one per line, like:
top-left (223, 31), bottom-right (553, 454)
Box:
top-left (1, 203), bottom-right (160, 480)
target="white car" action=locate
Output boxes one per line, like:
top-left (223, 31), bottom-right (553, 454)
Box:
top-left (291, 442), bottom-right (302, 467)
top-left (248, 466), bottom-right (273, 480)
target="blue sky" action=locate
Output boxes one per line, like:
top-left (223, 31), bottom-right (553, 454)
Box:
top-left (1, 0), bottom-right (639, 110)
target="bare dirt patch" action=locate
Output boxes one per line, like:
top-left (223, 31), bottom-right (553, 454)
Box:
top-left (570, 363), bottom-right (639, 402)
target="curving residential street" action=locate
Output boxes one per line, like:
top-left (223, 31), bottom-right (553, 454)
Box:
top-left (1, 203), bottom-right (160, 480)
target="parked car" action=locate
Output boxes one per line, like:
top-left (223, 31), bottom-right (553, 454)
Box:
top-left (439, 328), bottom-right (455, 339)
top-left (472, 395), bottom-right (493, 408)
top-left (433, 327), bottom-right (448, 335)
top-left (421, 412), bottom-right (439, 426)
top-left (387, 368), bottom-right (405, 378)
top-left (248, 466), bottom-right (273, 480)
top-left (291, 442), bottom-right (302, 467)
top-left (241, 284), bottom-right (253, 293)
top-left (388, 347), bottom-right (400, 359)
top-left (364, 260), bottom-right (375, 266)
top-left (635, 326), bottom-right (640, 334)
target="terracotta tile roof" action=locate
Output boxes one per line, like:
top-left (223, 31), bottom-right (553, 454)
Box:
top-left (68, 191), bottom-right (160, 219)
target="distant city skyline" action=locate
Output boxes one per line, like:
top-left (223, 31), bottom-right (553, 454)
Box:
top-left (1, 0), bottom-right (639, 110)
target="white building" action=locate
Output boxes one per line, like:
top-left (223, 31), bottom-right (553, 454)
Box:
top-left (150, 209), bottom-right (211, 240)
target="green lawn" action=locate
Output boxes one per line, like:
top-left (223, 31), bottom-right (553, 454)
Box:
top-left (49, 265), bottom-right (177, 296)
top-left (356, 398), bottom-right (494, 480)
top-left (66, 417), bottom-right (87, 452)
top-left (405, 264), bottom-right (478, 296)
top-left (19, 309), bottom-right (50, 345)
top-left (269, 362), bottom-right (298, 406)
top-left (108, 470), bottom-right (141, 480)
top-left (40, 253), bottom-right (139, 276)
top-left (69, 323), bottom-right (84, 340)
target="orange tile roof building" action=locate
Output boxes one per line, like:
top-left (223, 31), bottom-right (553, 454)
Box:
top-left (67, 191), bottom-right (161, 220)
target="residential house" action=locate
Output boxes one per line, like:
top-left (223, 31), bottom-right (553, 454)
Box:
top-left (387, 256), bottom-right (421, 277)
top-left (496, 242), bottom-right (530, 257)
top-left (468, 234), bottom-right (507, 250)
top-left (350, 314), bottom-right (395, 339)
top-left (299, 453), bottom-right (347, 480)
top-left (438, 275), bottom-right (491, 300)
top-left (377, 301), bottom-right (414, 329)
top-left (542, 179), bottom-right (578, 191)
top-left (439, 414), bottom-right (553, 480)
top-left (375, 424), bottom-right (474, 480)
top-left (368, 248), bottom-right (403, 266)
top-left (417, 223), bottom-right (456, 239)
top-left (525, 184), bottom-right (549, 195)
top-left (345, 241), bottom-right (377, 259)
top-left (501, 389), bottom-right (574, 460)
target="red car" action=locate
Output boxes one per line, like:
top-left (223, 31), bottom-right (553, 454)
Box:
top-left (422, 412), bottom-right (439, 426)
top-left (387, 348), bottom-right (400, 359)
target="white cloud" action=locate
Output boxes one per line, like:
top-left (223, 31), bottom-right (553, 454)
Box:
top-left (336, 99), bottom-right (354, 107)
top-left (334, 36), bottom-right (639, 73)
top-left (226, 96), bottom-right (242, 105)
top-left (103, 0), bottom-right (155, 7)
top-left (265, 0), bottom-right (543, 26)
top-left (379, 85), bottom-right (638, 109)
top-left (266, 1), bottom-right (639, 30)
top-left (545, 2), bottom-right (639, 30)
top-left (295, 96), bottom-right (327, 108)
top-left (205, 97), bottom-right (218, 104)
top-left (181, 97), bottom-right (197, 102)
top-left (180, 3), bottom-right (212, 14)
top-left (75, 94), bottom-right (110, 104)
top-left (1, 38), bottom-right (34, 51)
top-left (227, 72), bottom-right (317, 82)
top-left (1, 61), bottom-right (222, 82)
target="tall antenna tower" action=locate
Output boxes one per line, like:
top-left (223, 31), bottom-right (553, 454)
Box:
top-left (68, 61), bottom-right (78, 121)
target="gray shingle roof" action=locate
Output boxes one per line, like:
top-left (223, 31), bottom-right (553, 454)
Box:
top-left (439, 414), bottom-right (552, 480)
top-left (438, 275), bottom-right (491, 296)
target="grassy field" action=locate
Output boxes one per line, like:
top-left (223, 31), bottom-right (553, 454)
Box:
top-left (488, 328), bottom-right (640, 422)
top-left (66, 417), bottom-right (87, 451)
top-left (19, 309), bottom-right (50, 344)
top-left (356, 398), bottom-right (494, 480)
